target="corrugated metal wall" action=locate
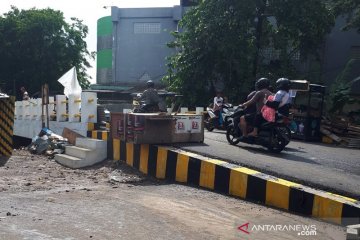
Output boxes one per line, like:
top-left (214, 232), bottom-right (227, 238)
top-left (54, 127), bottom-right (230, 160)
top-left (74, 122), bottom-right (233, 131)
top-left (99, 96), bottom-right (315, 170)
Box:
top-left (0, 96), bottom-right (15, 156)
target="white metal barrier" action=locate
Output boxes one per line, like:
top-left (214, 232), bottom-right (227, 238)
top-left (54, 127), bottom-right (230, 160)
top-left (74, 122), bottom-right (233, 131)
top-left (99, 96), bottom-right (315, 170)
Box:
top-left (14, 92), bottom-right (97, 138)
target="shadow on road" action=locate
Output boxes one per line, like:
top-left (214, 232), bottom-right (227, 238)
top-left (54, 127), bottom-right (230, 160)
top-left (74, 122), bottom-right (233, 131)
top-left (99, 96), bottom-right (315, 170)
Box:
top-left (171, 142), bottom-right (210, 148)
top-left (234, 144), bottom-right (320, 165)
top-left (282, 146), bottom-right (306, 153)
top-left (0, 156), bottom-right (10, 167)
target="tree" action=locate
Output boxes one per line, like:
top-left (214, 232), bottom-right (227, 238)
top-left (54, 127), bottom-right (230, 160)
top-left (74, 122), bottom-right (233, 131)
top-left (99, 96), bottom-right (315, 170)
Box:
top-left (328, 59), bottom-right (360, 114)
top-left (163, 0), bottom-right (335, 106)
top-left (331, 0), bottom-right (360, 32)
top-left (0, 7), bottom-right (93, 99)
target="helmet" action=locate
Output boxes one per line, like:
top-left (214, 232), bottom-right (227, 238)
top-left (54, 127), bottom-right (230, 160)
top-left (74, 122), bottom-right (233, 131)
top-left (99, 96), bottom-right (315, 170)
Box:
top-left (255, 78), bottom-right (270, 90)
top-left (276, 78), bottom-right (291, 91)
top-left (146, 80), bottom-right (154, 88)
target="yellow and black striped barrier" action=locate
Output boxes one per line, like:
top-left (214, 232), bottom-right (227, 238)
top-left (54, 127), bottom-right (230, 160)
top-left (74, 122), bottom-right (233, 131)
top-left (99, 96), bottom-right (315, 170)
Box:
top-left (87, 122), bottom-right (112, 159)
top-left (0, 96), bottom-right (15, 156)
top-left (87, 122), bottom-right (110, 131)
top-left (112, 139), bottom-right (360, 226)
top-left (87, 130), bottom-right (110, 141)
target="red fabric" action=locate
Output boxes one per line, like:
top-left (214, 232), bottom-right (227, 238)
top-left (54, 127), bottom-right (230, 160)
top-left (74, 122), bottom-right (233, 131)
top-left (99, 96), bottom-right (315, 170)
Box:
top-left (261, 95), bottom-right (276, 122)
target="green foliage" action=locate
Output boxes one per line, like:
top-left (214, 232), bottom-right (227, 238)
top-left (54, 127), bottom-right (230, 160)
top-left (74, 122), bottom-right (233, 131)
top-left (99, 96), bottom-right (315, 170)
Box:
top-left (0, 7), bottom-right (93, 98)
top-left (163, 0), bottom-right (335, 106)
top-left (329, 84), bottom-right (356, 114)
top-left (331, 0), bottom-right (360, 32)
top-left (328, 59), bottom-right (360, 114)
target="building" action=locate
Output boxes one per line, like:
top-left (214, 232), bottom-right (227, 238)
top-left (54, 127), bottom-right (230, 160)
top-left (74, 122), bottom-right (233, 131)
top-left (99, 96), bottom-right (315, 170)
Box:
top-left (94, 4), bottom-right (360, 101)
top-left (94, 6), bottom-right (182, 92)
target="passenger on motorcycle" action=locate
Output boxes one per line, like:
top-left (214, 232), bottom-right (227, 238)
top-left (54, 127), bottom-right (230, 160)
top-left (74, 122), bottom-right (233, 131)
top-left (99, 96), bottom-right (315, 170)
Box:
top-left (238, 78), bottom-right (272, 138)
top-left (248, 78), bottom-right (291, 137)
top-left (232, 90), bottom-right (256, 135)
top-left (139, 80), bottom-right (161, 112)
top-left (213, 92), bottom-right (224, 127)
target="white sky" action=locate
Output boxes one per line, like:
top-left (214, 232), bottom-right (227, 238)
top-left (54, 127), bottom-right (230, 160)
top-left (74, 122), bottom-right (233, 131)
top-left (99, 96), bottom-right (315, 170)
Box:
top-left (0, 0), bottom-right (180, 84)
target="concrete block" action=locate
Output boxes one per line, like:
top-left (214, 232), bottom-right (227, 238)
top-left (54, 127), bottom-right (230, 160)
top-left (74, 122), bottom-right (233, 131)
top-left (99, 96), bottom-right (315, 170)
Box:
top-left (53, 137), bottom-right (108, 169)
top-left (56, 95), bottom-right (67, 122)
top-left (81, 92), bottom-right (97, 123)
top-left (55, 147), bottom-right (107, 168)
top-left (65, 146), bottom-right (92, 159)
top-left (76, 138), bottom-right (107, 150)
top-left (68, 95), bottom-right (81, 122)
top-left (347, 224), bottom-right (360, 240)
top-left (65, 145), bottom-right (106, 165)
top-left (54, 154), bottom-right (84, 169)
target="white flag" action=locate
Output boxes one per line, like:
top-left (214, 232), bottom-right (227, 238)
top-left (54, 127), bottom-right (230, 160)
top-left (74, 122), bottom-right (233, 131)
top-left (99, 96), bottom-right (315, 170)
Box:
top-left (57, 67), bottom-right (82, 98)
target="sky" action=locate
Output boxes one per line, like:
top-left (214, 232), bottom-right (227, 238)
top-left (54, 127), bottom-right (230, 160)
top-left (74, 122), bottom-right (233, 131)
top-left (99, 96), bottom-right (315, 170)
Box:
top-left (0, 0), bottom-right (180, 84)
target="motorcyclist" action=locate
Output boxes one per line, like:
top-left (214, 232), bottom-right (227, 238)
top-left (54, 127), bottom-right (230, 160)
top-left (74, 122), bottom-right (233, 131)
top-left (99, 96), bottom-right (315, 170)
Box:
top-left (268, 78), bottom-right (291, 116)
top-left (233, 90), bottom-right (256, 135)
top-left (213, 92), bottom-right (224, 127)
top-left (139, 80), bottom-right (160, 112)
top-left (237, 78), bottom-right (272, 138)
top-left (248, 78), bottom-right (291, 137)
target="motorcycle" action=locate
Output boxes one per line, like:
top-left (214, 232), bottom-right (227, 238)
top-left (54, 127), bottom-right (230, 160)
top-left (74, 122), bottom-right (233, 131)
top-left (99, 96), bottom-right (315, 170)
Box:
top-left (204, 103), bottom-right (234, 131)
top-left (225, 107), bottom-right (291, 153)
top-left (132, 93), bottom-right (160, 113)
top-left (133, 101), bottom-right (159, 113)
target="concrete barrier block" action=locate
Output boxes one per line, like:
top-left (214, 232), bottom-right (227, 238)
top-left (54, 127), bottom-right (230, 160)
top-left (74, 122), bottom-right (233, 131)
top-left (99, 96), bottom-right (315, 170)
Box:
top-left (76, 137), bottom-right (107, 150)
top-left (347, 224), bottom-right (360, 240)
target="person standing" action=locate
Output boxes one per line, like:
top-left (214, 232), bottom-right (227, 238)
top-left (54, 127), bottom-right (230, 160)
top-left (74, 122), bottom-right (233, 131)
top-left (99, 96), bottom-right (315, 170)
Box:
top-left (20, 87), bottom-right (29, 100)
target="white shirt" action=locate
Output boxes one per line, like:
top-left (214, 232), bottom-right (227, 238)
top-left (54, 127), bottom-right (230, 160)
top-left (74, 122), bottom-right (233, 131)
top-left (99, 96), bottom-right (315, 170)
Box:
top-left (213, 96), bottom-right (223, 109)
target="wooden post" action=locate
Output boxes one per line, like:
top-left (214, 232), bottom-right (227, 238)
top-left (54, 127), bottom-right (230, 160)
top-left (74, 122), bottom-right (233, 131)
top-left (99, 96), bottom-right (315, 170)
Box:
top-left (44, 84), bottom-right (49, 128)
top-left (41, 85), bottom-right (45, 128)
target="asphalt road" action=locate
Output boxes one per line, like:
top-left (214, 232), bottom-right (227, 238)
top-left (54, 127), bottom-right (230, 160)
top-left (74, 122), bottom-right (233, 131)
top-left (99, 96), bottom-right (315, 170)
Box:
top-left (0, 150), bottom-right (345, 240)
top-left (172, 130), bottom-right (360, 199)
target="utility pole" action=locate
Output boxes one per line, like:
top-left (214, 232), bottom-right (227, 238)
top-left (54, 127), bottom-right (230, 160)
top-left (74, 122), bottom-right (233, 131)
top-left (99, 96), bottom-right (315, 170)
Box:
top-left (252, 0), bottom-right (268, 79)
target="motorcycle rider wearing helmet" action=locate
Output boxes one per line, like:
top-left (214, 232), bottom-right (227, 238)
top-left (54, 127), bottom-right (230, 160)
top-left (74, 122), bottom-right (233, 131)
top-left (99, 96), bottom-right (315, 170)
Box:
top-left (248, 78), bottom-right (291, 137)
top-left (238, 78), bottom-right (272, 138)
top-left (213, 92), bottom-right (224, 127)
top-left (232, 90), bottom-right (256, 136)
top-left (139, 80), bottom-right (161, 112)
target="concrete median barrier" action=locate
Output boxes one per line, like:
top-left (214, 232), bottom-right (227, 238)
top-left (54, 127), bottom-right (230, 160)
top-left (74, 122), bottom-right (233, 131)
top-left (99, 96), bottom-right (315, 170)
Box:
top-left (112, 139), bottom-right (360, 226)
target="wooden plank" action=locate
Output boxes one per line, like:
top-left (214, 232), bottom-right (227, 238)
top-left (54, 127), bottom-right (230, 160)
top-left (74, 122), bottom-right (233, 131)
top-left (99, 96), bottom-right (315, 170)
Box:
top-left (320, 128), bottom-right (342, 142)
top-left (62, 127), bottom-right (84, 145)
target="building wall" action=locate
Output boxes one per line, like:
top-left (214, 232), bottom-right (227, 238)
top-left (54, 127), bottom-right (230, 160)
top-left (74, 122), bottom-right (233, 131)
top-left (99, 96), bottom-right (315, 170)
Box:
top-left (97, 16), bottom-right (113, 85)
top-left (96, 7), bottom-right (360, 95)
top-left (105, 7), bottom-right (181, 87)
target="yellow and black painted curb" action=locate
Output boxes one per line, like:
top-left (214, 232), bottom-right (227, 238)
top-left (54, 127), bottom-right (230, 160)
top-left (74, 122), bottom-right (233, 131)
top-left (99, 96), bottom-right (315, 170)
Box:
top-left (0, 97), bottom-right (15, 156)
top-left (112, 139), bottom-right (360, 226)
top-left (87, 130), bottom-right (110, 141)
top-left (87, 122), bottom-right (110, 131)
top-left (87, 123), bottom-right (112, 160)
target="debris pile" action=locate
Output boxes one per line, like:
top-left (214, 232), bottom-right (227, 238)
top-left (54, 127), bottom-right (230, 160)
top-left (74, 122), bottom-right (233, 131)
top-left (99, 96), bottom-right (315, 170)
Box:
top-left (28, 128), bottom-right (69, 158)
top-left (321, 116), bottom-right (360, 148)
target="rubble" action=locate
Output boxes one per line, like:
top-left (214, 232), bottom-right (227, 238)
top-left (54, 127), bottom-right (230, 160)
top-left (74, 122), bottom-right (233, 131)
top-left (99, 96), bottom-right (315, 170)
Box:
top-left (321, 116), bottom-right (360, 148)
top-left (27, 128), bottom-right (69, 157)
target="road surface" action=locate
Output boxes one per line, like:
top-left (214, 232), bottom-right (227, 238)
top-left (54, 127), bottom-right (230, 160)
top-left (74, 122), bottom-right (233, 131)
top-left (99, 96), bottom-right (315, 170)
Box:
top-left (173, 130), bottom-right (360, 199)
